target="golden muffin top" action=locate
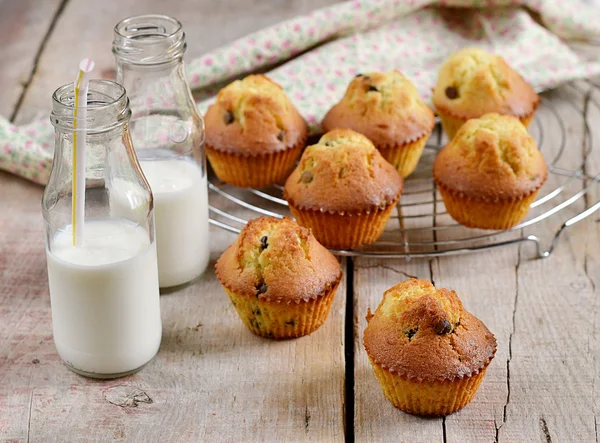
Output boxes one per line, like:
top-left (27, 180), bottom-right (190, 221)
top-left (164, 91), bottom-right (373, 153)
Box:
top-left (364, 279), bottom-right (497, 381)
top-left (433, 113), bottom-right (548, 200)
top-left (215, 216), bottom-right (342, 303)
top-left (322, 71), bottom-right (435, 147)
top-left (205, 75), bottom-right (308, 155)
top-left (284, 128), bottom-right (403, 213)
top-left (433, 48), bottom-right (539, 119)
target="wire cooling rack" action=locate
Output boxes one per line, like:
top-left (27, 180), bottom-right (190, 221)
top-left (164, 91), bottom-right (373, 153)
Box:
top-left (207, 80), bottom-right (600, 259)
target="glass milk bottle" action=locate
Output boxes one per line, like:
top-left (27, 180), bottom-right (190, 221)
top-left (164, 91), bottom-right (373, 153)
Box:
top-left (113, 15), bottom-right (209, 288)
top-left (43, 80), bottom-right (162, 378)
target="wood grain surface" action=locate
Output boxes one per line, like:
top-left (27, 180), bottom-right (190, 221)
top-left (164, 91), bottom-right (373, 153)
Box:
top-left (0, 0), bottom-right (64, 118)
top-left (354, 84), bottom-right (600, 443)
top-left (1, 0), bottom-right (599, 442)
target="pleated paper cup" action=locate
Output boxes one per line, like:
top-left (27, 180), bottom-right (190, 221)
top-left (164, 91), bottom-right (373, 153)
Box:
top-left (288, 200), bottom-right (398, 250)
top-left (377, 133), bottom-right (430, 178)
top-left (207, 141), bottom-right (304, 188)
top-left (223, 281), bottom-right (339, 339)
top-left (437, 183), bottom-right (540, 230)
top-left (368, 356), bottom-right (490, 416)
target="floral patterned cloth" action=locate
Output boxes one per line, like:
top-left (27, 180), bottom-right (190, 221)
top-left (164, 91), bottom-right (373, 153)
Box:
top-left (2, 0), bottom-right (600, 185)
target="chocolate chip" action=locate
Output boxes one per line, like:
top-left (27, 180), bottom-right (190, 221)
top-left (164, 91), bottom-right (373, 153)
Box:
top-left (256, 282), bottom-right (268, 295)
top-left (367, 85), bottom-right (379, 92)
top-left (300, 170), bottom-right (313, 184)
top-left (406, 328), bottom-right (417, 340)
top-left (324, 141), bottom-right (333, 147)
top-left (223, 111), bottom-right (234, 125)
top-left (434, 320), bottom-right (453, 335)
top-left (277, 130), bottom-right (285, 141)
top-left (445, 86), bottom-right (459, 99)
top-left (355, 73), bottom-right (363, 77)
top-left (260, 236), bottom-right (268, 250)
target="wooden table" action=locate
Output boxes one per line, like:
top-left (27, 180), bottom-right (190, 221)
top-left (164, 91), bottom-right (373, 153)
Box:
top-left (1, 1), bottom-right (598, 442)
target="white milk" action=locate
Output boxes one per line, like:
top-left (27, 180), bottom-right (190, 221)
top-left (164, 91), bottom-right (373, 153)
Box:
top-left (138, 158), bottom-right (209, 288)
top-left (46, 219), bottom-right (161, 377)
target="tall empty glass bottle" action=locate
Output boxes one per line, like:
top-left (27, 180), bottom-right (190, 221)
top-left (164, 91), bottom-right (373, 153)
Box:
top-left (113, 15), bottom-right (209, 288)
top-left (43, 80), bottom-right (162, 378)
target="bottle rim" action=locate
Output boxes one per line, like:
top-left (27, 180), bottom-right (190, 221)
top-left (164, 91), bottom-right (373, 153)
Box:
top-left (113, 14), bottom-right (186, 65)
top-left (114, 14), bottom-right (182, 39)
top-left (50, 79), bottom-right (131, 133)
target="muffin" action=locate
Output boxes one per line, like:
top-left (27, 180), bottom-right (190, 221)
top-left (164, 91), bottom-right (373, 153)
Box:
top-left (205, 74), bottom-right (308, 188)
top-left (364, 279), bottom-right (496, 416)
top-left (433, 113), bottom-right (547, 230)
top-left (215, 216), bottom-right (342, 339)
top-left (322, 71), bottom-right (435, 177)
top-left (284, 128), bottom-right (403, 250)
top-left (433, 47), bottom-right (539, 139)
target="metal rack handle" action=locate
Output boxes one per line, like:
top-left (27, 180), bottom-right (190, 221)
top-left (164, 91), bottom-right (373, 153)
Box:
top-left (536, 198), bottom-right (600, 258)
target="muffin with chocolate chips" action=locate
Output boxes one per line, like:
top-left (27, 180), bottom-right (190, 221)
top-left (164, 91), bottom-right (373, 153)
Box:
top-left (284, 128), bottom-right (403, 250)
top-left (322, 71), bottom-right (435, 177)
top-left (205, 74), bottom-right (308, 188)
top-left (215, 216), bottom-right (342, 339)
top-left (364, 278), bottom-right (496, 416)
top-left (433, 47), bottom-right (539, 139)
top-left (433, 113), bottom-right (547, 230)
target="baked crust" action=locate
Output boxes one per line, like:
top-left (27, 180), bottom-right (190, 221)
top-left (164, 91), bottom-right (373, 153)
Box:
top-left (433, 113), bottom-right (548, 201)
top-left (284, 128), bottom-right (403, 213)
top-left (205, 74), bottom-right (308, 156)
top-left (215, 216), bottom-right (342, 303)
top-left (433, 47), bottom-right (539, 120)
top-left (364, 279), bottom-right (497, 382)
top-left (322, 71), bottom-right (435, 147)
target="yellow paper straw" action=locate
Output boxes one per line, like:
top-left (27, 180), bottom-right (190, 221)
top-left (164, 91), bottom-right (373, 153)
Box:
top-left (72, 58), bottom-right (95, 246)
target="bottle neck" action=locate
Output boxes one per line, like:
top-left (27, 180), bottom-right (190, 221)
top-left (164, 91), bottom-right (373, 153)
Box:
top-left (112, 15), bottom-right (204, 162)
top-left (50, 80), bottom-right (135, 186)
top-left (113, 15), bottom-right (190, 117)
top-left (115, 55), bottom-right (187, 101)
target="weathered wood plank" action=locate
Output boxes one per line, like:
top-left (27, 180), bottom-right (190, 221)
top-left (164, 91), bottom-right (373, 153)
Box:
top-left (0, 0), bottom-right (64, 118)
top-left (427, 98), bottom-right (537, 443)
top-left (430, 249), bottom-right (516, 443)
top-left (28, 265), bottom-right (346, 442)
top-left (2, 0), bottom-right (343, 441)
top-left (353, 83), bottom-right (600, 442)
top-left (0, 173), bottom-right (49, 442)
top-left (495, 85), bottom-right (598, 442)
top-left (353, 121), bottom-right (510, 443)
top-left (353, 177), bottom-right (443, 443)
top-left (583, 80), bottom-right (600, 443)
top-left (0, 173), bottom-right (347, 442)
top-left (354, 258), bottom-right (442, 442)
